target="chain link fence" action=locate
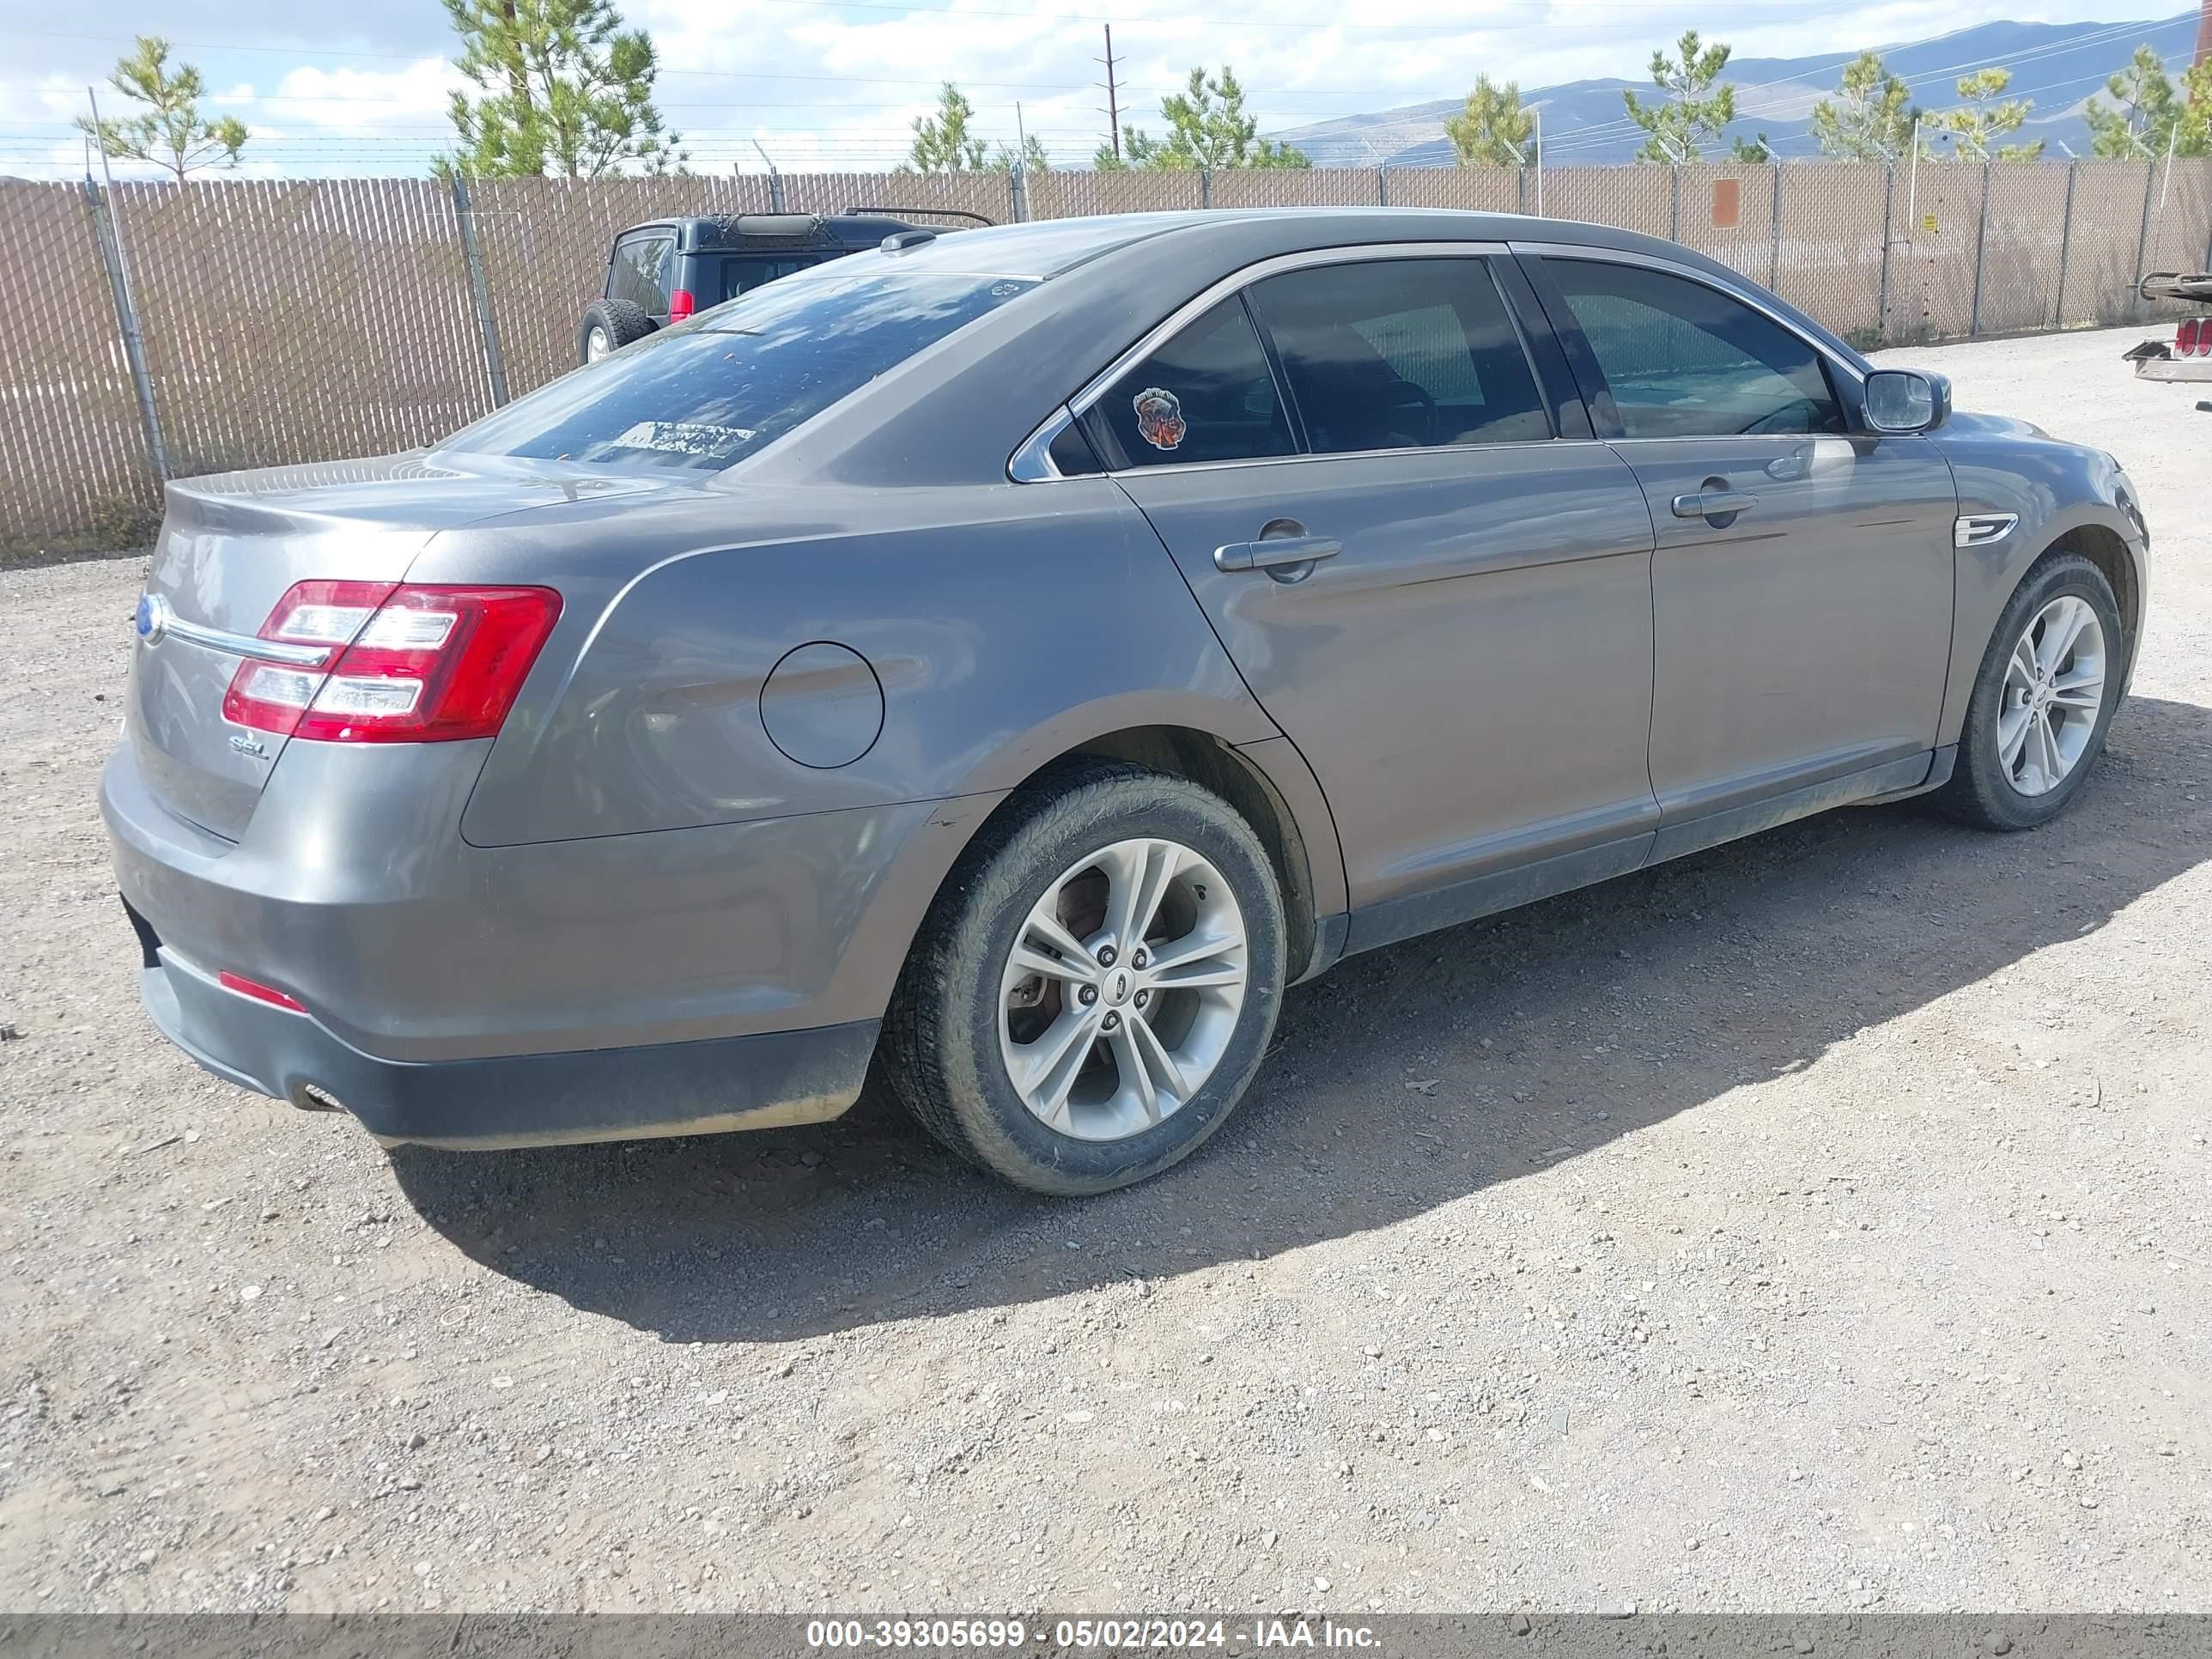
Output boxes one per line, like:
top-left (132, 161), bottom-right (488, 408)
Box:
top-left (8, 157), bottom-right (2209, 555)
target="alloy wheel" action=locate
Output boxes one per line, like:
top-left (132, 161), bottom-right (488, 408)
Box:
top-left (1997, 594), bottom-right (2106, 798)
top-left (997, 837), bottom-right (1248, 1143)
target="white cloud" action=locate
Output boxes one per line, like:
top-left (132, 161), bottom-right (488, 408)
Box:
top-left (0, 0), bottom-right (2171, 178)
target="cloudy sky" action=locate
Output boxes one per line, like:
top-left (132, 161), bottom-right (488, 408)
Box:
top-left (0, 0), bottom-right (2184, 177)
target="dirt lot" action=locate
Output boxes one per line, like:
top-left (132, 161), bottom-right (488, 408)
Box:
top-left (2, 325), bottom-right (2207, 1617)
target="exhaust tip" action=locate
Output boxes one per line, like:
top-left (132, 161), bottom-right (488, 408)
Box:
top-left (295, 1084), bottom-right (345, 1114)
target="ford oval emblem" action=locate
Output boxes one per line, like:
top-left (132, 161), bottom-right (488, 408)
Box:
top-left (136, 592), bottom-right (170, 646)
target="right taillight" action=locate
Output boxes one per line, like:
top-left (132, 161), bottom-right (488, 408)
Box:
top-left (223, 581), bottom-right (562, 744)
top-left (2178, 318), bottom-right (2208, 357)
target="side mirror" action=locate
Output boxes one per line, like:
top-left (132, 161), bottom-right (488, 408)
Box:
top-left (1863, 368), bottom-right (1950, 434)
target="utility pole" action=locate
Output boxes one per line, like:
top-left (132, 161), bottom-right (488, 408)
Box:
top-left (1097, 24), bottom-right (1123, 162)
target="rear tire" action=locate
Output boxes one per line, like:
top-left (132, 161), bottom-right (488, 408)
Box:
top-left (579, 298), bottom-right (653, 364)
top-left (1933, 550), bottom-right (2123, 831)
top-left (882, 762), bottom-right (1285, 1196)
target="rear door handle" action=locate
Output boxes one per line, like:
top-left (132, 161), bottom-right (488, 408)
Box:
top-left (1671, 489), bottom-right (1757, 520)
top-left (1213, 535), bottom-right (1342, 572)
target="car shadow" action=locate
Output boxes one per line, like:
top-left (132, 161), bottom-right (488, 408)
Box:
top-left (390, 694), bottom-right (2212, 1345)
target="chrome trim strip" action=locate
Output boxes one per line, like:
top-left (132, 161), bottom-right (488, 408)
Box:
top-left (1505, 239), bottom-right (1869, 389)
top-left (161, 614), bottom-right (333, 668)
top-left (1954, 512), bottom-right (2021, 548)
top-left (1007, 404), bottom-right (1073, 483)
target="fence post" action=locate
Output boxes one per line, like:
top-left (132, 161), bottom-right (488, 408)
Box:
top-left (1516, 167), bottom-right (1528, 214)
top-left (2130, 161), bottom-right (2157, 319)
top-left (1876, 165), bottom-right (1895, 345)
top-left (1668, 164), bottom-right (1681, 242)
top-left (1009, 167), bottom-right (1030, 223)
top-left (1376, 166), bottom-right (1388, 207)
top-left (81, 180), bottom-right (169, 483)
top-left (1200, 167), bottom-right (1212, 210)
top-left (450, 174), bottom-right (509, 409)
top-left (1968, 161), bottom-right (1992, 337)
top-left (2051, 159), bottom-right (2078, 329)
top-left (1767, 161), bottom-right (1783, 292)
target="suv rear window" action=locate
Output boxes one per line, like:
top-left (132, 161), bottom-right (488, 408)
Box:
top-left (441, 270), bottom-right (1038, 471)
top-left (710, 255), bottom-right (821, 303)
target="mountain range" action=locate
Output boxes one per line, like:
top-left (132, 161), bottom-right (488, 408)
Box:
top-left (1273, 13), bottom-right (2204, 167)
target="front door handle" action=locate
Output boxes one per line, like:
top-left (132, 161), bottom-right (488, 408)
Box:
top-left (1214, 535), bottom-right (1342, 573)
top-left (1671, 487), bottom-right (1758, 521)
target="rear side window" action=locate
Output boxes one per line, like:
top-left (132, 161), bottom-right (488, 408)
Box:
top-left (1090, 297), bottom-right (1295, 470)
top-left (442, 270), bottom-right (1038, 471)
top-left (1544, 258), bottom-right (1842, 439)
top-left (1247, 258), bottom-right (1551, 453)
top-left (609, 234), bottom-right (674, 312)
top-left (712, 255), bottom-right (820, 304)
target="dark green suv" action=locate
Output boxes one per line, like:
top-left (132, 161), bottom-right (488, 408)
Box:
top-left (578, 211), bottom-right (955, 363)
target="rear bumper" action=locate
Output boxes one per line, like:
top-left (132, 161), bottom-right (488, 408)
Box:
top-left (99, 733), bottom-right (975, 1147)
top-left (137, 943), bottom-right (874, 1148)
top-left (2130, 351), bottom-right (2212, 383)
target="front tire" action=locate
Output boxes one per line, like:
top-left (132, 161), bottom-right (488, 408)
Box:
top-left (883, 762), bottom-right (1286, 1195)
top-left (1934, 550), bottom-right (2123, 830)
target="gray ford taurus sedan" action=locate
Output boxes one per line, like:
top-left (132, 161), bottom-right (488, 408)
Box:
top-left (105, 209), bottom-right (2150, 1194)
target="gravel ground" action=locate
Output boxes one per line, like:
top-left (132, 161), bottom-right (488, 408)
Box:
top-left (1, 325), bottom-right (2207, 1617)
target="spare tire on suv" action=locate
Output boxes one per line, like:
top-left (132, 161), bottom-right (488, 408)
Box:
top-left (580, 298), bottom-right (653, 364)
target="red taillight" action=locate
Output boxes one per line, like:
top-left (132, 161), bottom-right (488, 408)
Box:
top-left (222, 582), bottom-right (562, 744)
top-left (2179, 318), bottom-right (2208, 357)
top-left (218, 970), bottom-right (306, 1012)
top-left (667, 288), bottom-right (696, 321)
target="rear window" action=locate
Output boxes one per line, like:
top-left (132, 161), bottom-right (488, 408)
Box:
top-left (710, 255), bottom-right (823, 303)
top-left (441, 270), bottom-right (1038, 471)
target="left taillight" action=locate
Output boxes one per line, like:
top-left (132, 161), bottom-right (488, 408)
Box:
top-left (222, 581), bottom-right (563, 744)
top-left (667, 288), bottom-right (696, 321)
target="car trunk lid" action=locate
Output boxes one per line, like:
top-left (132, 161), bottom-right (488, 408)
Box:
top-left (126, 453), bottom-right (608, 842)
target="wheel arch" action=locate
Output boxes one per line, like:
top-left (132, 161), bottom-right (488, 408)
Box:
top-left (1941, 502), bottom-right (2146, 746)
top-left (2040, 520), bottom-right (2141, 680)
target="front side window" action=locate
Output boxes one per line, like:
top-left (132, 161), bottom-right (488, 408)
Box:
top-left (1247, 258), bottom-right (1550, 453)
top-left (1544, 258), bottom-right (1842, 439)
top-left (1089, 297), bottom-right (1295, 470)
top-left (441, 270), bottom-right (1038, 471)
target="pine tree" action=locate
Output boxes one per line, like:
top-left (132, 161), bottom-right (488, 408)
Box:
top-left (2082, 45), bottom-right (2211, 158)
top-left (1938, 67), bottom-right (2042, 161)
top-left (1808, 51), bottom-right (1923, 162)
top-left (441, 0), bottom-right (682, 179)
top-left (1621, 31), bottom-right (1738, 163)
top-left (75, 36), bottom-right (249, 182)
top-left (1444, 76), bottom-right (1534, 167)
top-left (1111, 67), bottom-right (1309, 171)
top-left (906, 82), bottom-right (989, 173)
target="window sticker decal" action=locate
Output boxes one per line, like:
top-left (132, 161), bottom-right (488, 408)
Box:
top-left (1132, 386), bottom-right (1187, 453)
top-left (610, 420), bottom-right (757, 457)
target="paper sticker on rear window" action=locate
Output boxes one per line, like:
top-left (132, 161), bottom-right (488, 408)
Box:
top-left (611, 420), bottom-right (757, 458)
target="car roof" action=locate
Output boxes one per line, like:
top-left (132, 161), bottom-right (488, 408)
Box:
top-left (614, 214), bottom-right (924, 253)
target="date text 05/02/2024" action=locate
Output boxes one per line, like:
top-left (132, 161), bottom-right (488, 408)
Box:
top-left (802, 1618), bottom-right (1382, 1650)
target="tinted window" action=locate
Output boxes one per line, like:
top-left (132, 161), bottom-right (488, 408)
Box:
top-left (610, 234), bottom-right (674, 312)
top-left (1546, 258), bottom-right (1842, 439)
top-left (712, 255), bottom-right (820, 304)
top-left (442, 270), bottom-right (1037, 471)
top-left (1092, 297), bottom-right (1294, 469)
top-left (1248, 258), bottom-right (1550, 453)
